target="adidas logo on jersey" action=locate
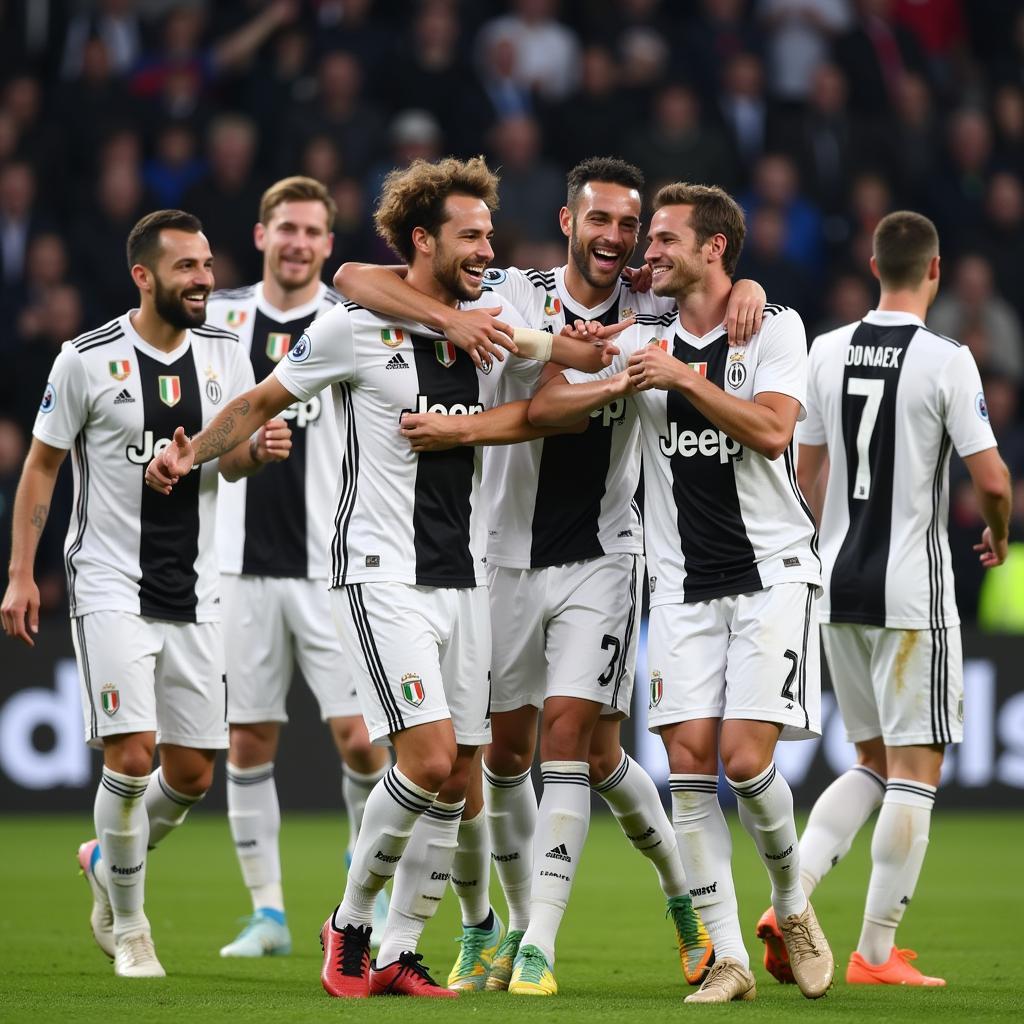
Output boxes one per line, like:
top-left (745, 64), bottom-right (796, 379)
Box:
top-left (545, 843), bottom-right (572, 862)
top-left (113, 389), bottom-right (135, 405)
top-left (659, 424), bottom-right (742, 463)
top-left (386, 353), bottom-right (410, 370)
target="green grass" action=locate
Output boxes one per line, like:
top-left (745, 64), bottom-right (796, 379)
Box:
top-left (1, 811), bottom-right (1021, 1022)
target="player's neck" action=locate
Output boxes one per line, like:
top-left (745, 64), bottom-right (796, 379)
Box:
top-left (562, 262), bottom-right (614, 311)
top-left (129, 307), bottom-right (188, 353)
top-left (406, 262), bottom-right (458, 309)
top-left (262, 274), bottom-right (320, 313)
top-left (674, 275), bottom-right (732, 338)
top-left (876, 290), bottom-right (929, 322)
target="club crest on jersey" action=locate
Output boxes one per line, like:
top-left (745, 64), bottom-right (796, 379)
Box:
top-left (688, 362), bottom-right (708, 377)
top-left (266, 333), bottom-right (291, 362)
top-left (100, 684), bottom-right (120, 716)
top-left (621, 307), bottom-right (634, 320)
top-left (401, 673), bottom-right (425, 706)
top-left (544, 294), bottom-right (561, 316)
top-left (435, 339), bottom-right (457, 367)
top-left (650, 671), bottom-right (663, 708)
top-left (648, 336), bottom-right (669, 351)
top-left (726, 353), bottom-right (747, 389)
top-left (380, 328), bottom-right (405, 348)
top-left (288, 332), bottom-right (311, 362)
top-left (108, 359), bottom-right (131, 381)
top-left (39, 381), bottom-right (56, 413)
top-left (158, 376), bottom-right (181, 407)
top-left (226, 309), bottom-right (247, 327)
top-left (204, 367), bottom-right (222, 404)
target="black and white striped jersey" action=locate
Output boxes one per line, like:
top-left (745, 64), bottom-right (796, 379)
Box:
top-left (798, 309), bottom-right (998, 628)
top-left (32, 312), bottom-right (254, 622)
top-left (567, 304), bottom-right (820, 605)
top-left (207, 282), bottom-right (342, 579)
top-left (273, 297), bottom-right (541, 589)
top-left (480, 264), bottom-right (671, 568)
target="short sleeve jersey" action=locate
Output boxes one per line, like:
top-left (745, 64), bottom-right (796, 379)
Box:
top-left (798, 309), bottom-right (998, 628)
top-left (273, 296), bottom-right (541, 589)
top-left (33, 312), bottom-right (254, 621)
top-left (567, 303), bottom-right (820, 605)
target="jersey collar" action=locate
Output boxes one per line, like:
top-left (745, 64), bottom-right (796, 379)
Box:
top-left (863, 309), bottom-right (926, 328)
top-left (255, 281), bottom-right (326, 322)
top-left (554, 265), bottom-right (622, 320)
top-left (671, 314), bottom-right (728, 350)
top-left (121, 310), bottom-right (193, 364)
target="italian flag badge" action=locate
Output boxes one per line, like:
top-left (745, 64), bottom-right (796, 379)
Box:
top-left (266, 333), bottom-right (291, 361)
top-left (108, 359), bottom-right (131, 381)
top-left (380, 328), bottom-right (405, 348)
top-left (158, 375), bottom-right (181, 406)
top-left (401, 673), bottom-right (425, 706)
top-left (435, 339), bottom-right (457, 367)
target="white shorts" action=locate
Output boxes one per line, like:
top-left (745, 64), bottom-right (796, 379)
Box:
top-left (646, 583), bottom-right (821, 740)
top-left (221, 574), bottom-right (359, 723)
top-left (71, 611), bottom-right (228, 750)
top-left (329, 582), bottom-right (492, 746)
top-left (487, 554), bottom-right (642, 716)
top-left (821, 623), bottom-right (964, 746)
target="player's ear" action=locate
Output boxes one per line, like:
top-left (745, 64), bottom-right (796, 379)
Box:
top-left (130, 262), bottom-right (152, 293)
top-left (254, 222), bottom-right (267, 252)
top-left (869, 256), bottom-right (881, 282)
top-left (411, 226), bottom-right (433, 257)
top-left (559, 206), bottom-right (572, 240)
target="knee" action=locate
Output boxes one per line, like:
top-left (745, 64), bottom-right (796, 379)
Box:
top-left (662, 733), bottom-right (717, 777)
top-left (104, 735), bottom-right (155, 779)
top-left (484, 744), bottom-right (532, 777)
top-left (401, 749), bottom-right (456, 794)
top-left (588, 748), bottom-right (622, 785)
top-left (720, 750), bottom-right (771, 784)
top-left (541, 708), bottom-right (596, 763)
top-left (229, 723), bottom-right (278, 768)
top-left (163, 754), bottom-right (215, 797)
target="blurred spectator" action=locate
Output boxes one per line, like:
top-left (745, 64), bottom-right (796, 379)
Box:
top-left (966, 173), bottom-right (1024, 322)
top-left (245, 27), bottom-right (316, 157)
top-left (488, 115), bottom-right (565, 257)
top-left (888, 71), bottom-right (940, 204)
top-left (15, 233), bottom-right (71, 340)
top-left (991, 84), bottom-right (1024, 176)
top-left (758, 0), bottom-right (852, 104)
top-left (0, 416), bottom-right (28, 597)
top-left (475, 29), bottom-right (535, 130)
top-left (508, 239), bottom-right (565, 272)
top-left (892, 0), bottom-right (967, 92)
top-left (833, 0), bottom-right (928, 117)
top-left (143, 123), bottom-right (206, 209)
top-left (625, 83), bottom-right (737, 192)
top-left (925, 107), bottom-right (994, 241)
top-left (717, 52), bottom-right (770, 172)
top-left (477, 0), bottom-right (582, 102)
top-left (0, 161), bottom-right (53, 329)
top-left (812, 271), bottom-right (874, 335)
top-left (684, 0), bottom-right (763, 101)
top-left (929, 254), bottom-right (1024, 380)
top-left (183, 115), bottom-right (265, 281)
top-left (736, 206), bottom-right (818, 320)
top-left (365, 110), bottom-right (444, 201)
top-left (329, 177), bottom-right (381, 269)
top-left (616, 27), bottom-right (671, 110)
top-left (59, 0), bottom-right (142, 79)
top-left (739, 152), bottom-right (823, 271)
top-left (312, 0), bottom-right (392, 68)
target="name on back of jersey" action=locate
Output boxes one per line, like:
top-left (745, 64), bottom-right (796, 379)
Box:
top-left (659, 424), bottom-right (743, 463)
top-left (846, 344), bottom-right (902, 368)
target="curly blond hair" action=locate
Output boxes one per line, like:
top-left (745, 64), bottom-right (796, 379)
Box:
top-left (374, 156), bottom-right (500, 261)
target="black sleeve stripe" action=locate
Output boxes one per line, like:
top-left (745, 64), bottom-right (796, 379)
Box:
top-left (72, 320), bottom-right (122, 349)
top-left (323, 288), bottom-right (342, 305)
top-left (211, 285), bottom-right (256, 300)
top-left (919, 326), bottom-right (961, 347)
top-left (634, 312), bottom-right (676, 326)
top-left (193, 325), bottom-right (239, 342)
top-left (342, 299), bottom-right (365, 312)
top-left (76, 329), bottom-right (125, 353)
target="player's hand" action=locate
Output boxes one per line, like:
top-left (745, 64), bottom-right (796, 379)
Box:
top-left (399, 411), bottom-right (465, 451)
top-left (621, 264), bottom-right (653, 293)
top-left (441, 305), bottom-right (517, 370)
top-left (627, 344), bottom-right (687, 391)
top-left (560, 316), bottom-right (633, 364)
top-left (608, 368), bottom-right (636, 397)
top-left (1, 576), bottom-right (40, 647)
top-left (145, 426), bottom-right (194, 494)
top-left (974, 526), bottom-right (1009, 568)
top-left (252, 418), bottom-right (292, 464)
top-left (725, 278), bottom-right (766, 346)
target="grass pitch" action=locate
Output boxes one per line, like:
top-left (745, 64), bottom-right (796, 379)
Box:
top-left (1, 810), bottom-right (1021, 1022)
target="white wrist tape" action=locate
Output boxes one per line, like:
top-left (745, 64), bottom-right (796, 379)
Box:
top-left (512, 327), bottom-right (554, 362)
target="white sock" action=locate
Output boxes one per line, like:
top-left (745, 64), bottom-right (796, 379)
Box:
top-left (451, 809), bottom-right (491, 926)
top-left (337, 767), bottom-right (436, 929)
top-left (226, 761), bottom-right (284, 913)
top-left (342, 762), bottom-right (389, 859)
top-left (593, 750), bottom-right (688, 899)
top-left (800, 764), bottom-right (885, 896)
top-left (376, 798), bottom-right (464, 965)
top-left (145, 766), bottom-right (204, 848)
top-left (670, 774), bottom-right (747, 968)
top-left (729, 763), bottom-right (806, 920)
top-left (519, 761), bottom-right (591, 966)
top-left (95, 766), bottom-right (151, 942)
top-left (483, 762), bottom-right (536, 933)
top-left (858, 779), bottom-right (936, 964)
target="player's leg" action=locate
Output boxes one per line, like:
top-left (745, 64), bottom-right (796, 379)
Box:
top-left (329, 715), bottom-right (390, 860)
top-left (218, 574), bottom-right (293, 953)
top-left (848, 625), bottom-right (960, 987)
top-left (590, 718), bottom-right (714, 985)
top-left (73, 611), bottom-right (164, 977)
top-left (722, 584), bottom-right (832, 999)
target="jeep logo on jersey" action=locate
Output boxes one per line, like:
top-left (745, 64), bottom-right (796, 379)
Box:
top-left (401, 673), bottom-right (425, 706)
top-left (226, 309), bottom-right (247, 327)
top-left (590, 398), bottom-right (626, 428)
top-left (544, 294), bottom-right (561, 316)
top-left (39, 382), bottom-right (56, 413)
top-left (126, 431), bottom-right (199, 465)
top-left (659, 424), bottom-right (742, 463)
top-left (650, 671), bottom-right (664, 708)
top-left (266, 332), bottom-right (291, 362)
top-left (435, 339), bottom-right (457, 367)
top-left (280, 395), bottom-right (322, 429)
top-left (409, 394), bottom-right (484, 416)
top-left (287, 332), bottom-right (311, 362)
top-left (100, 684), bottom-right (119, 716)
top-left (108, 360), bottom-right (131, 381)
top-left (380, 327), bottom-right (405, 348)
top-left (158, 375), bottom-right (181, 407)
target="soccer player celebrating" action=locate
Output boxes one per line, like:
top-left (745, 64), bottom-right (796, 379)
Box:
top-left (334, 157), bottom-right (766, 995)
top-left (145, 157), bottom-right (611, 998)
top-left (0, 210), bottom-right (289, 977)
top-left (755, 211), bottom-right (1011, 987)
top-left (530, 183), bottom-right (835, 1004)
top-left (206, 177), bottom-right (391, 959)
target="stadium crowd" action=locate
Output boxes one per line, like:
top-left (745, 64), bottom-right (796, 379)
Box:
top-left (1, 0), bottom-right (1023, 621)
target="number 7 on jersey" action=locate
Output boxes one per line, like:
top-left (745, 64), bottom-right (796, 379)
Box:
top-left (846, 377), bottom-right (885, 500)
